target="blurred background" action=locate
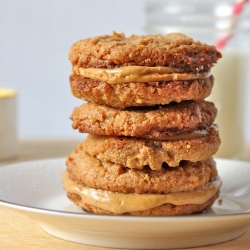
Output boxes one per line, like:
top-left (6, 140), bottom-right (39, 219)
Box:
top-left (0, 0), bottom-right (249, 147)
top-left (0, 0), bottom-right (145, 140)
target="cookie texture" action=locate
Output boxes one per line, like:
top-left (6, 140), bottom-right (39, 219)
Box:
top-left (64, 31), bottom-right (222, 216)
top-left (69, 32), bottom-right (221, 71)
top-left (68, 32), bottom-right (221, 108)
top-left (70, 100), bottom-right (217, 137)
top-left (67, 191), bottom-right (219, 216)
top-left (80, 126), bottom-right (220, 169)
top-left (70, 75), bottom-right (214, 108)
top-left (66, 149), bottom-right (217, 194)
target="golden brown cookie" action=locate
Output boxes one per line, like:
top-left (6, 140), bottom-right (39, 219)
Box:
top-left (68, 32), bottom-right (221, 108)
top-left (70, 100), bottom-right (218, 138)
top-left (66, 149), bottom-right (217, 194)
top-left (70, 75), bottom-right (214, 108)
top-left (80, 126), bottom-right (220, 169)
top-left (69, 32), bottom-right (221, 71)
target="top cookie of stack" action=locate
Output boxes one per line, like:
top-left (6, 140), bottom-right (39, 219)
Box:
top-left (69, 32), bottom-right (221, 108)
top-left (63, 32), bottom-right (222, 216)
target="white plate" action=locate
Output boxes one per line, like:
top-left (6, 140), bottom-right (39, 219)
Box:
top-left (0, 158), bottom-right (250, 249)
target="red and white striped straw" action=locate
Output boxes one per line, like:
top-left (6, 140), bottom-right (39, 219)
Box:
top-left (215, 0), bottom-right (249, 50)
top-left (232, 0), bottom-right (248, 14)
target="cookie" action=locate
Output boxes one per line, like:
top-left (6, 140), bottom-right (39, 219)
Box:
top-left (70, 75), bottom-right (214, 108)
top-left (69, 32), bottom-right (221, 71)
top-left (70, 100), bottom-right (218, 138)
top-left (66, 150), bottom-right (217, 194)
top-left (80, 126), bottom-right (220, 170)
top-left (68, 32), bottom-right (221, 108)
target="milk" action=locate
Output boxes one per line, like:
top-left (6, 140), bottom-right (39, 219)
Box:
top-left (208, 51), bottom-right (250, 158)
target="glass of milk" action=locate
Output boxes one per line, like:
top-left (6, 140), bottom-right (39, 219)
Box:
top-left (210, 48), bottom-right (250, 158)
top-left (145, 0), bottom-right (250, 158)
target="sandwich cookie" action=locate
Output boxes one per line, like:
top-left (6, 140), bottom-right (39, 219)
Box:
top-left (63, 151), bottom-right (221, 216)
top-left (69, 32), bottom-right (221, 108)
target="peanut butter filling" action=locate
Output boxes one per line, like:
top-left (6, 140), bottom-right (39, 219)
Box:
top-left (72, 66), bottom-right (212, 84)
top-left (141, 125), bottom-right (218, 141)
top-left (62, 171), bottom-right (221, 214)
top-left (139, 128), bottom-right (210, 141)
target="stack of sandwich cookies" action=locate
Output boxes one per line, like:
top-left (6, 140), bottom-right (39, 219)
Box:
top-left (63, 32), bottom-right (222, 216)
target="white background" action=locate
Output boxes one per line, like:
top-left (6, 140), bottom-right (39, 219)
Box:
top-left (0, 0), bottom-right (249, 142)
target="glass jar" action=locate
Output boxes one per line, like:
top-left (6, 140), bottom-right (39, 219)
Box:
top-left (145, 0), bottom-right (250, 159)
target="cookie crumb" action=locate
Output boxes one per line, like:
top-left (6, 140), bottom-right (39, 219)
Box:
top-left (218, 199), bottom-right (223, 205)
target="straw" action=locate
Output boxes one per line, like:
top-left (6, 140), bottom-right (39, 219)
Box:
top-left (215, 0), bottom-right (249, 50)
top-left (232, 0), bottom-right (248, 14)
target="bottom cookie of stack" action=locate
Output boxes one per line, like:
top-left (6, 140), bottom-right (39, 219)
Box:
top-left (62, 149), bottom-right (221, 216)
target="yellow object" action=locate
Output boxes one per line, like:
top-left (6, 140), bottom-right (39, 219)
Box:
top-left (0, 88), bottom-right (16, 99)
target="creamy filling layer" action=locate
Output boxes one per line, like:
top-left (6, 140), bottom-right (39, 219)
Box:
top-left (72, 65), bottom-right (211, 84)
top-left (139, 128), bottom-right (210, 141)
top-left (62, 171), bottom-right (222, 214)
